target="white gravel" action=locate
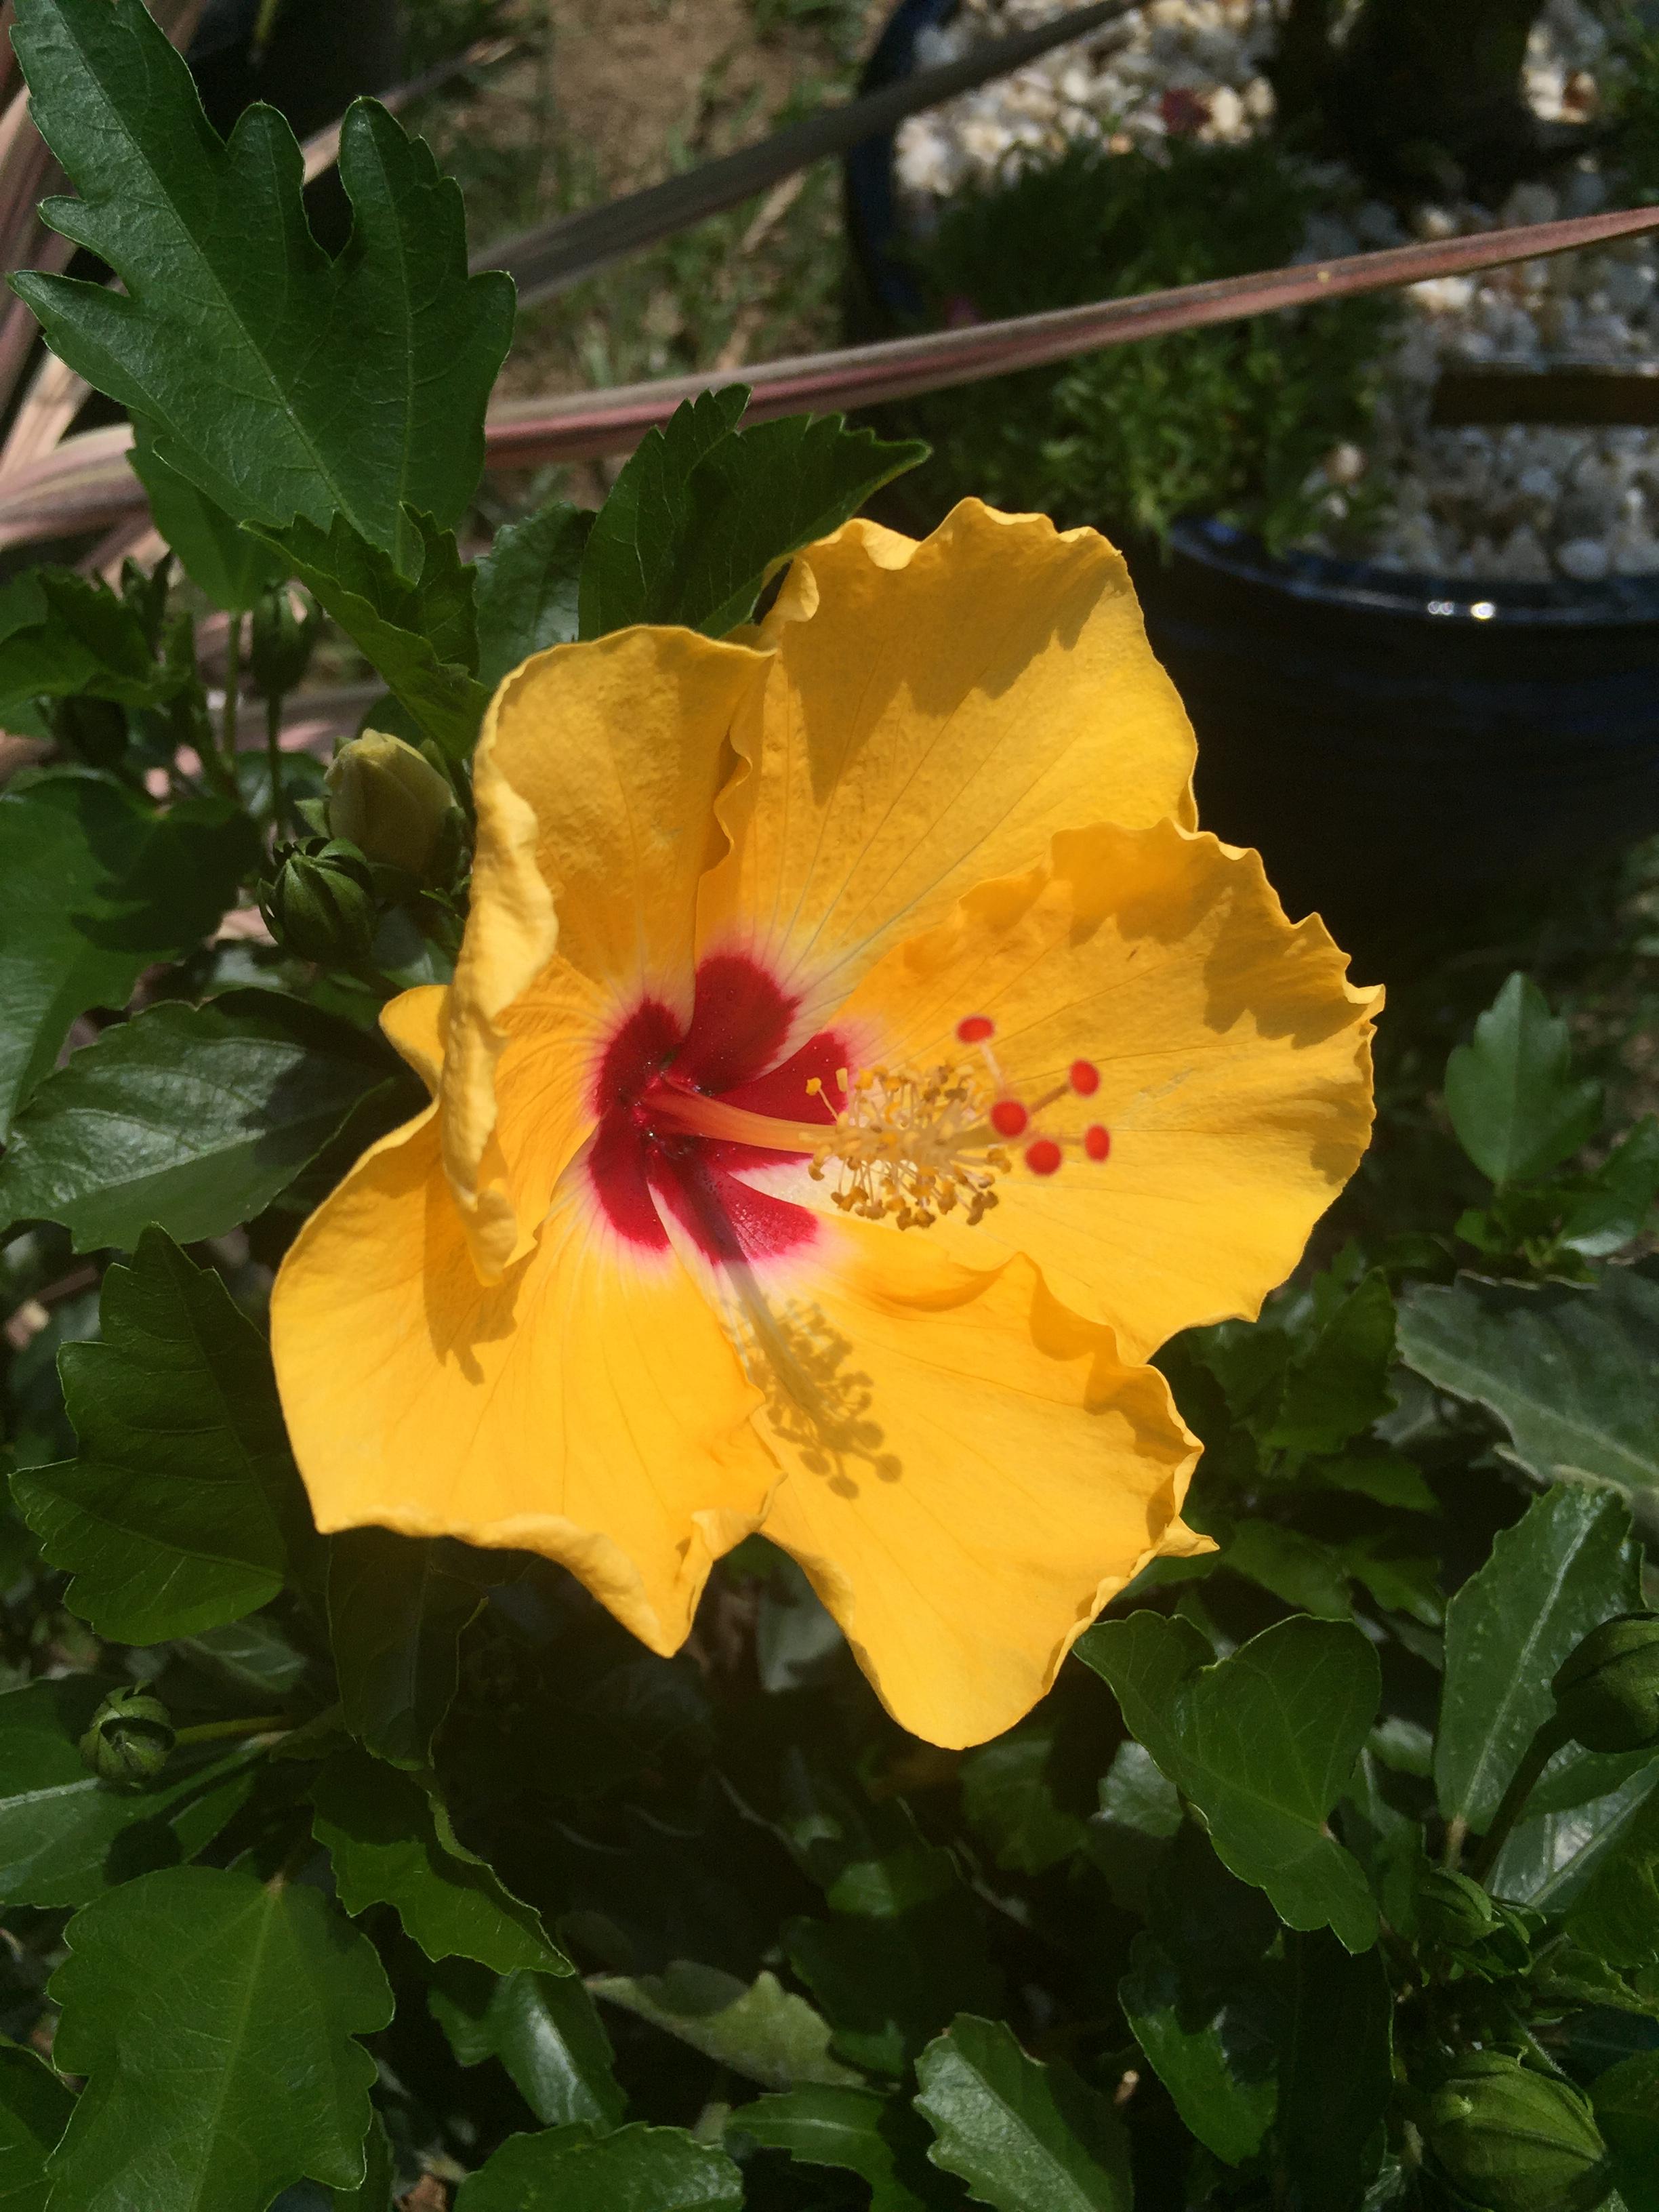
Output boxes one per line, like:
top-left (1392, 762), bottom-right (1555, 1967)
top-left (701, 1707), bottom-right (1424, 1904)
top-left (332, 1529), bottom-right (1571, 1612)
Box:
top-left (893, 0), bottom-right (1659, 582)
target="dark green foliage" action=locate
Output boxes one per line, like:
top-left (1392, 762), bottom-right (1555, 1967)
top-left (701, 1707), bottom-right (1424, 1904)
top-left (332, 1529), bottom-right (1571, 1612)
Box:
top-left (474, 504), bottom-right (594, 684)
top-left (453, 2123), bottom-right (745, 2209)
top-left (889, 139), bottom-right (1393, 547)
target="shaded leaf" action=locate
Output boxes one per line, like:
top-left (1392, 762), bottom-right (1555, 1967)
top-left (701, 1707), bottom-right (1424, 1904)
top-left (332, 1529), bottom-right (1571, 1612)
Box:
top-left (429, 1961), bottom-right (626, 2132)
top-left (312, 1747), bottom-right (567, 1975)
top-left (1434, 1486), bottom-right (1641, 1833)
top-left (453, 2123), bottom-right (743, 2210)
top-left (129, 417), bottom-right (285, 613)
top-left (0, 2042), bottom-right (73, 2212)
top-left (1490, 1757), bottom-right (1659, 1910)
top-left (12, 1231), bottom-right (295, 1643)
top-left (1568, 1790), bottom-right (1659, 1969)
top-left (1277, 1930), bottom-right (1392, 2212)
top-left (327, 1529), bottom-right (481, 1769)
top-left (0, 568), bottom-right (170, 718)
top-left (1118, 1933), bottom-right (1275, 2165)
top-left (1263, 1271), bottom-right (1397, 1456)
top-left (1593, 2052), bottom-right (1659, 2212)
top-left (0, 771), bottom-right (258, 1139)
top-left (1078, 1612), bottom-right (1380, 1950)
top-left (1223, 1523), bottom-right (1351, 1620)
top-left (1561, 1118), bottom-right (1659, 1258)
top-left (730, 2084), bottom-right (952, 2212)
top-left (577, 391), bottom-right (926, 640)
top-left (474, 504), bottom-right (592, 687)
top-left (262, 512), bottom-right (489, 759)
top-left (958, 1724), bottom-right (1089, 1876)
top-left (1399, 1268), bottom-right (1659, 1503)
top-left (13, 0), bottom-right (514, 566)
top-left (1085, 1740), bottom-right (1182, 1914)
top-left (590, 1961), bottom-right (860, 2091)
top-left (46, 1866), bottom-right (392, 2212)
top-left (0, 990), bottom-right (410, 1254)
top-left (913, 2015), bottom-right (1132, 2212)
top-left (1443, 973), bottom-right (1601, 1187)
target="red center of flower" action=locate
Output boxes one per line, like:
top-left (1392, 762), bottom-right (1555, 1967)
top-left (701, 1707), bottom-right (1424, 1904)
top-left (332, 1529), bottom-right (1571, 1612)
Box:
top-left (588, 954), bottom-right (846, 1265)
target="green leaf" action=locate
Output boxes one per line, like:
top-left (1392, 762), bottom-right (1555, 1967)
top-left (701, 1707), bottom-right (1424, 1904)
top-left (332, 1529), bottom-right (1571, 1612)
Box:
top-left (1593, 2052), bottom-right (1659, 2212)
top-left (312, 1746), bottom-right (568, 1975)
top-left (333, 2111), bottom-right (394, 2212)
top-left (590, 1962), bottom-right (861, 2091)
top-left (13, 0), bottom-right (514, 567)
top-left (1434, 1485), bottom-right (1641, 1833)
top-left (913, 2015), bottom-right (1132, 2212)
top-left (577, 392), bottom-right (928, 639)
top-left (46, 1865), bottom-right (392, 2212)
top-left (1118, 1933), bottom-right (1275, 2165)
top-left (474, 504), bottom-right (593, 687)
top-left (0, 1675), bottom-right (260, 1908)
top-left (0, 2043), bottom-right (73, 2212)
top-left (1561, 1119), bottom-right (1659, 1258)
top-left (0, 771), bottom-right (258, 1139)
top-left (129, 418), bottom-right (286, 614)
top-left (1223, 1523), bottom-right (1352, 1620)
top-left (1277, 1929), bottom-right (1392, 2212)
top-left (1491, 1756), bottom-right (1659, 1909)
top-left (1568, 1790), bottom-right (1659, 1968)
top-left (12, 1231), bottom-right (298, 1641)
top-left (1078, 1612), bottom-right (1380, 1949)
top-left (262, 512), bottom-right (489, 759)
top-left (429, 1963), bottom-right (626, 2131)
top-left (0, 569), bottom-right (169, 715)
top-left (0, 990), bottom-right (410, 1254)
top-left (1262, 1271), bottom-right (1397, 1456)
top-left (730, 2085), bottom-right (949, 2212)
top-left (453, 2123), bottom-right (743, 2211)
top-left (1443, 972), bottom-right (1602, 1187)
top-left (327, 1530), bottom-right (482, 1769)
top-left (1399, 1268), bottom-right (1659, 1503)
top-left (1085, 1740), bottom-right (1182, 1914)
top-left (958, 1724), bottom-right (1090, 1875)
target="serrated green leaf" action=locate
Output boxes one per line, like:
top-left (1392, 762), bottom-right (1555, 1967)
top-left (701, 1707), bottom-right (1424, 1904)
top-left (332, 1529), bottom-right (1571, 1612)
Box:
top-left (453, 2123), bottom-right (743, 2210)
top-left (12, 1231), bottom-right (300, 1642)
top-left (1118, 1932), bottom-right (1275, 2165)
top-left (429, 1962), bottom-right (626, 2132)
top-left (1085, 1740), bottom-right (1183, 1913)
top-left (130, 418), bottom-right (285, 615)
top-left (729, 2085), bottom-right (949, 2212)
top-left (12, 0), bottom-right (514, 567)
top-left (0, 990), bottom-right (411, 1254)
top-left (1223, 1523), bottom-right (1352, 1619)
top-left (1434, 1485), bottom-right (1641, 1833)
top-left (1399, 1268), bottom-right (1659, 1503)
top-left (474, 504), bottom-right (593, 687)
top-left (1263, 1271), bottom-right (1397, 1456)
top-left (577, 390), bottom-right (928, 639)
top-left (0, 771), bottom-right (258, 1140)
top-left (1277, 1929), bottom-right (1391, 2212)
top-left (0, 569), bottom-right (169, 716)
top-left (0, 2043), bottom-right (73, 2211)
top-left (958, 1724), bottom-right (1090, 1875)
top-left (327, 1530), bottom-right (481, 1769)
top-left (1443, 972), bottom-right (1602, 1187)
top-left (590, 1962), bottom-right (860, 2091)
top-left (260, 512), bottom-right (490, 759)
top-left (332, 2111), bottom-right (394, 2212)
top-left (312, 1746), bottom-right (567, 1975)
top-left (1078, 1612), bottom-right (1380, 1950)
top-left (1593, 2051), bottom-right (1659, 2212)
top-left (913, 2015), bottom-right (1131, 2212)
top-left (46, 1864), bottom-right (392, 2212)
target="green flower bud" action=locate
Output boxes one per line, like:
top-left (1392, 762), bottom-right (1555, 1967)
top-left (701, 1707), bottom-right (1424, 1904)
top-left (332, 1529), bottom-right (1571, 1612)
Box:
top-left (1553, 1614), bottom-right (1659, 1756)
top-left (79, 1686), bottom-right (176, 1790)
top-left (1424, 2054), bottom-right (1612, 2212)
top-left (265, 840), bottom-right (377, 966)
top-left (249, 583), bottom-right (320, 698)
top-left (325, 732), bottom-right (459, 882)
top-left (1416, 1866), bottom-right (1500, 1946)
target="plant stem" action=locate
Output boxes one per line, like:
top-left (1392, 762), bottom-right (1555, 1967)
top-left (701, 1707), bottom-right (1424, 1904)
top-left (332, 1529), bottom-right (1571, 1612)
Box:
top-left (266, 688), bottom-right (287, 839)
top-left (222, 610), bottom-right (243, 772)
top-left (173, 1714), bottom-right (294, 1746)
top-left (1467, 1713), bottom-right (1572, 1883)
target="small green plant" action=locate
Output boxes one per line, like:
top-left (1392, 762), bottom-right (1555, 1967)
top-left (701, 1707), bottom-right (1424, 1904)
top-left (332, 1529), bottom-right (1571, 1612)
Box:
top-left (888, 139), bottom-right (1395, 549)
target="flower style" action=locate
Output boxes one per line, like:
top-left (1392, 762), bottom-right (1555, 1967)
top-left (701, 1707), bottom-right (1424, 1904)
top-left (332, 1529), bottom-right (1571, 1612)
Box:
top-left (272, 502), bottom-right (1380, 1748)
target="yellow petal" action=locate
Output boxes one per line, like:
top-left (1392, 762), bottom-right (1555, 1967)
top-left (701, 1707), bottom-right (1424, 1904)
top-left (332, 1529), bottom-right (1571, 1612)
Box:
top-left (737, 1222), bottom-right (1204, 1747)
top-left (840, 820), bottom-right (1381, 1361)
top-left (270, 1111), bottom-right (778, 1654)
top-left (441, 626), bottom-right (768, 1277)
top-left (699, 501), bottom-right (1197, 1040)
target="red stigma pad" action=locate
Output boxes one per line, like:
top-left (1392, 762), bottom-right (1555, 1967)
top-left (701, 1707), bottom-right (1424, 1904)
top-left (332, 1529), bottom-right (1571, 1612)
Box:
top-left (1025, 1138), bottom-right (1063, 1176)
top-left (956, 1015), bottom-right (996, 1044)
top-left (1069, 1059), bottom-right (1101, 1096)
top-left (989, 1099), bottom-right (1029, 1138)
top-left (1084, 1124), bottom-right (1111, 1162)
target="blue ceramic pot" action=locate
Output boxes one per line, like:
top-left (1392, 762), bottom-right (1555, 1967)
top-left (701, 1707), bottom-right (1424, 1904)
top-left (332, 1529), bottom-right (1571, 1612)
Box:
top-left (847, 2), bottom-right (1659, 956)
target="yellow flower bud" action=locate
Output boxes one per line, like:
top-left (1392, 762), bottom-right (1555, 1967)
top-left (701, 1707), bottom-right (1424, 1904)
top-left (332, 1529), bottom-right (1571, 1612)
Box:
top-left (325, 732), bottom-right (457, 880)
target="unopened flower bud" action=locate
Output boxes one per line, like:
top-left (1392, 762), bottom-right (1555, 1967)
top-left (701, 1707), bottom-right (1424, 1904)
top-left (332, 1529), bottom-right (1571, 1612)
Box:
top-left (1424, 2054), bottom-right (1611, 2212)
top-left (265, 840), bottom-right (377, 966)
top-left (1553, 1614), bottom-right (1659, 1755)
top-left (325, 733), bottom-right (458, 881)
top-left (79, 1686), bottom-right (175, 1789)
top-left (249, 584), bottom-right (319, 699)
top-left (1416, 1866), bottom-right (1499, 1946)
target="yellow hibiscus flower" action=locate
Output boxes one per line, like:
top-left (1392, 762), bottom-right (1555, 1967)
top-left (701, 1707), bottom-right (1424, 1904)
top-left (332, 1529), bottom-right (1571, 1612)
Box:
top-left (271, 502), bottom-right (1380, 1749)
